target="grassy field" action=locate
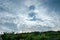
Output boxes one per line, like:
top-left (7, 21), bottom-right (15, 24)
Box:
top-left (1, 31), bottom-right (60, 40)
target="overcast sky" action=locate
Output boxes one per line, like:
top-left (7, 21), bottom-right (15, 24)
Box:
top-left (0, 0), bottom-right (60, 32)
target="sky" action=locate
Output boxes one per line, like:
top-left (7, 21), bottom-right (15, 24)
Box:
top-left (0, 0), bottom-right (60, 33)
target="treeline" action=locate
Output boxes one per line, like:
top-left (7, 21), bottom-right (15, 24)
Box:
top-left (1, 31), bottom-right (60, 40)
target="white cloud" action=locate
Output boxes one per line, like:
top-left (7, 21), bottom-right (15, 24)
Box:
top-left (0, 0), bottom-right (60, 32)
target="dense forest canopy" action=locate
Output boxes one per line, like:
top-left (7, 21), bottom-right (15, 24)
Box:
top-left (0, 31), bottom-right (60, 40)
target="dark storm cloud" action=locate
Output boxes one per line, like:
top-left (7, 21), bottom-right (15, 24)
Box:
top-left (29, 5), bottom-right (35, 10)
top-left (28, 12), bottom-right (36, 17)
top-left (0, 6), bottom-right (6, 12)
top-left (40, 0), bottom-right (60, 13)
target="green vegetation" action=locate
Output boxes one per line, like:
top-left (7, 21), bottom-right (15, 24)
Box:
top-left (1, 31), bottom-right (60, 40)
